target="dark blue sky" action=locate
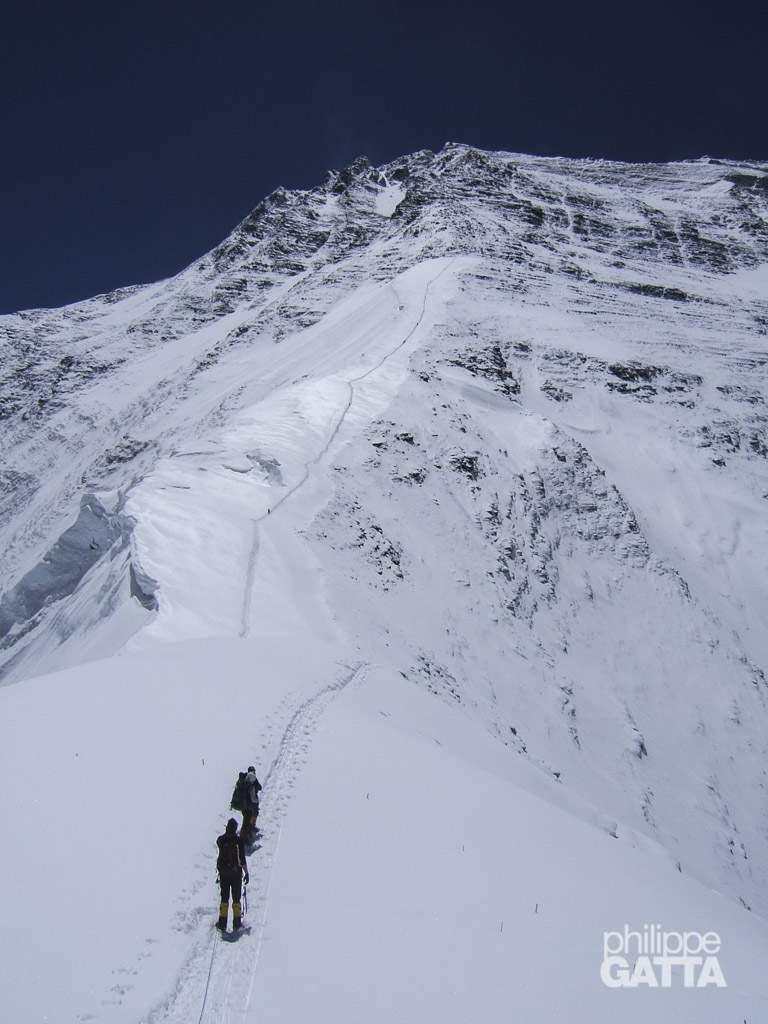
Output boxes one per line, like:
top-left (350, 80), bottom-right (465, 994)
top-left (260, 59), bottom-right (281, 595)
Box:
top-left (2, 0), bottom-right (765, 313)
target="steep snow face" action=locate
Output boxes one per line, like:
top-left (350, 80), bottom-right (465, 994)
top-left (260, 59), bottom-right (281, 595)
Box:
top-left (4, 647), bottom-right (768, 1024)
top-left (304, 259), bottom-right (768, 914)
top-left (1, 145), bottom-right (767, 920)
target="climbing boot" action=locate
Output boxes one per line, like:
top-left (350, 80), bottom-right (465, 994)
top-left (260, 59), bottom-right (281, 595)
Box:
top-left (216, 902), bottom-right (228, 932)
top-left (232, 902), bottom-right (243, 931)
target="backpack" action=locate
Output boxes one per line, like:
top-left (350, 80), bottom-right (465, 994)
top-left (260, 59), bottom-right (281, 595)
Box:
top-left (245, 774), bottom-right (262, 806)
top-left (230, 777), bottom-right (248, 812)
top-left (217, 833), bottom-right (241, 874)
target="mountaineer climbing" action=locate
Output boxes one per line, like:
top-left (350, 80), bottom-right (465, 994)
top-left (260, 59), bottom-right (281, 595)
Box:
top-left (230, 771), bottom-right (248, 817)
top-left (216, 818), bottom-right (249, 933)
top-left (241, 765), bottom-right (262, 840)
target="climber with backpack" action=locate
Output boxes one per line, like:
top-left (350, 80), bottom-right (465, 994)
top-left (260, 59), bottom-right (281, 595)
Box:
top-left (230, 771), bottom-right (248, 817)
top-left (242, 766), bottom-right (262, 840)
top-left (216, 818), bottom-right (249, 933)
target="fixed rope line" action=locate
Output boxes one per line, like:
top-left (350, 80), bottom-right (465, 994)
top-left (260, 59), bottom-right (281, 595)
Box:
top-left (238, 258), bottom-right (456, 638)
top-left (195, 929), bottom-right (219, 1024)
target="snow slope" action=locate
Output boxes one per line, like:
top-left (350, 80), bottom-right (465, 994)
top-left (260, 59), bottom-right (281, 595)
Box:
top-left (1, 144), bottom-right (768, 1020)
top-left (2, 649), bottom-right (767, 1022)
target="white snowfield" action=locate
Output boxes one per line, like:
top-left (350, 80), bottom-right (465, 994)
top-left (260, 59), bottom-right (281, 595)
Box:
top-left (1, 144), bottom-right (768, 1021)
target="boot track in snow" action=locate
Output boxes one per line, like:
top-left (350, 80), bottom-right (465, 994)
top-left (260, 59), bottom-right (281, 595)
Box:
top-left (147, 660), bottom-right (369, 1024)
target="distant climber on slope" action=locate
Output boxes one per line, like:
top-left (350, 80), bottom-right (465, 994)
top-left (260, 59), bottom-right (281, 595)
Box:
top-left (242, 766), bottom-right (262, 840)
top-left (216, 818), bottom-right (249, 933)
top-left (230, 771), bottom-right (248, 818)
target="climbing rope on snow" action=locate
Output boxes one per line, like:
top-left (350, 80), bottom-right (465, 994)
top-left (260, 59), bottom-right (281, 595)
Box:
top-left (195, 926), bottom-right (219, 1024)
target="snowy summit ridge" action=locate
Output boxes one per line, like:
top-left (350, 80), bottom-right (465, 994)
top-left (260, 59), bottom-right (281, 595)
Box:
top-left (1, 144), bottom-right (768, 1021)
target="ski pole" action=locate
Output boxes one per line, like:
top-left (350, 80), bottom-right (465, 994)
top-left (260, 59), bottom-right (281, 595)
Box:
top-left (243, 883), bottom-right (248, 914)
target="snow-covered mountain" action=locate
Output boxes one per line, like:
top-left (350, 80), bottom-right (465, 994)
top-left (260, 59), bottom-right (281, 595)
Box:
top-left (1, 144), bottom-right (768, 1022)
